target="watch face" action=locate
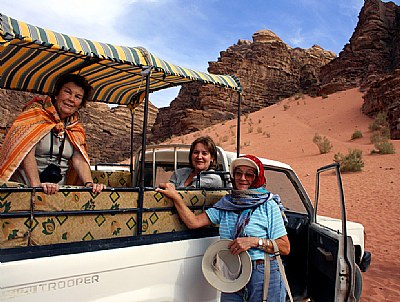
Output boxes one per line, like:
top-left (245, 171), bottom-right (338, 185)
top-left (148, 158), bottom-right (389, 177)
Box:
top-left (258, 238), bottom-right (263, 247)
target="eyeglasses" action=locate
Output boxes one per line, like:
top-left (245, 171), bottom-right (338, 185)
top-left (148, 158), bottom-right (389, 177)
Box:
top-left (233, 171), bottom-right (256, 181)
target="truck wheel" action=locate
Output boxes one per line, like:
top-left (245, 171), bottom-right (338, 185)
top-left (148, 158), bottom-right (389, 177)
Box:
top-left (354, 265), bottom-right (363, 301)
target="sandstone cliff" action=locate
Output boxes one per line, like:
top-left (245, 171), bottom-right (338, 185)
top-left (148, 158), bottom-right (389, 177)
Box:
top-left (362, 70), bottom-right (400, 139)
top-left (153, 0), bottom-right (400, 141)
top-left (319, 0), bottom-right (400, 138)
top-left (320, 0), bottom-right (400, 93)
top-left (151, 30), bottom-right (336, 141)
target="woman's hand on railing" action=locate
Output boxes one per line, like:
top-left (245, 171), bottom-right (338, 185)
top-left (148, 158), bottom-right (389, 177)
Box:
top-left (40, 182), bottom-right (60, 195)
top-left (84, 181), bottom-right (106, 193)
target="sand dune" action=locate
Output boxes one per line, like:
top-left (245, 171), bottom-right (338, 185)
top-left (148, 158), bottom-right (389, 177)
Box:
top-left (167, 88), bottom-right (400, 301)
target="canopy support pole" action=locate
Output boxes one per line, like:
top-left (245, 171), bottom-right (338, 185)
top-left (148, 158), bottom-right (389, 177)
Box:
top-left (236, 92), bottom-right (242, 157)
top-left (137, 66), bottom-right (152, 237)
top-left (129, 108), bottom-right (135, 175)
top-left (139, 66), bottom-right (152, 188)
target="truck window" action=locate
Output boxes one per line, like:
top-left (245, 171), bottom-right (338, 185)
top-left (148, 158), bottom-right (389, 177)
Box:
top-left (264, 169), bottom-right (307, 214)
top-left (144, 162), bottom-right (190, 186)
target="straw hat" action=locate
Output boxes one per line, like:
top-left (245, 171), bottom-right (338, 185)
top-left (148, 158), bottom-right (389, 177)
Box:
top-left (202, 239), bottom-right (252, 293)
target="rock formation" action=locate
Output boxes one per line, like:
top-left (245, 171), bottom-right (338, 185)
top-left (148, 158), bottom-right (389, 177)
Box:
top-left (362, 70), bottom-right (400, 139)
top-left (320, 0), bottom-right (400, 93)
top-left (152, 0), bottom-right (400, 141)
top-left (151, 30), bottom-right (336, 141)
top-left (319, 0), bottom-right (400, 138)
top-left (0, 89), bottom-right (158, 164)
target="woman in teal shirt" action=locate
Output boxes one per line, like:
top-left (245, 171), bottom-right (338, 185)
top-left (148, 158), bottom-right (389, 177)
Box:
top-left (157, 154), bottom-right (290, 301)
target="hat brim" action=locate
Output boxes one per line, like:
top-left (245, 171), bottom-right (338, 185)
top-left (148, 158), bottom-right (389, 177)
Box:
top-left (202, 239), bottom-right (252, 293)
top-left (230, 157), bottom-right (259, 176)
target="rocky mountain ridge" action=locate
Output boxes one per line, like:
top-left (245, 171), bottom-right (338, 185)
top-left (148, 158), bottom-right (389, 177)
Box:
top-left (151, 31), bottom-right (336, 140)
top-left (152, 0), bottom-right (400, 141)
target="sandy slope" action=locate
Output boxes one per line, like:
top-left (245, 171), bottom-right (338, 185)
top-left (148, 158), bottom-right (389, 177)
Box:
top-left (167, 88), bottom-right (400, 301)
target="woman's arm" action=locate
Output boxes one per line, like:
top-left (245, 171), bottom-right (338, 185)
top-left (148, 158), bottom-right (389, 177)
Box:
top-left (266, 234), bottom-right (290, 255)
top-left (21, 145), bottom-right (41, 187)
top-left (229, 235), bottom-right (290, 256)
top-left (21, 145), bottom-right (59, 194)
top-left (71, 150), bottom-right (105, 193)
top-left (156, 182), bottom-right (212, 229)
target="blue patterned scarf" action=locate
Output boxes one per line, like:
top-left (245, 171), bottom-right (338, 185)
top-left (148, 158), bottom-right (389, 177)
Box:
top-left (214, 187), bottom-right (270, 239)
top-left (214, 186), bottom-right (271, 211)
top-left (213, 186), bottom-right (288, 239)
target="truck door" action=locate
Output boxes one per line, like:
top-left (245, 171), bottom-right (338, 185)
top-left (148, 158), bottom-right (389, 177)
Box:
top-left (307, 163), bottom-right (357, 302)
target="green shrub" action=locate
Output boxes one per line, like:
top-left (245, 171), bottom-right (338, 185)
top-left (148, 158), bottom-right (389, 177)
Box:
top-left (372, 141), bottom-right (396, 154)
top-left (370, 128), bottom-right (390, 144)
top-left (334, 149), bottom-right (364, 172)
top-left (369, 112), bottom-right (389, 132)
top-left (351, 130), bottom-right (363, 140)
top-left (313, 133), bottom-right (333, 154)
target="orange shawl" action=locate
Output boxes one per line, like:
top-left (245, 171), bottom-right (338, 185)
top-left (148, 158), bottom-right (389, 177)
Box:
top-left (0, 96), bottom-right (90, 183)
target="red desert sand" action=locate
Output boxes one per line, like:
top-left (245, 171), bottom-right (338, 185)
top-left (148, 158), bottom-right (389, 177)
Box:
top-left (167, 88), bottom-right (400, 301)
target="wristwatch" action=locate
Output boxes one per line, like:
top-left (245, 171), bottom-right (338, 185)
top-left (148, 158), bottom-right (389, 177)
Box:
top-left (258, 238), bottom-right (264, 249)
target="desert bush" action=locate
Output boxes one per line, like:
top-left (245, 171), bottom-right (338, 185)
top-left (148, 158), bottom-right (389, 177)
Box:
top-left (334, 149), bottom-right (364, 172)
top-left (372, 141), bottom-right (396, 154)
top-left (321, 94), bottom-right (328, 99)
top-left (369, 112), bottom-right (389, 132)
top-left (244, 141), bottom-right (250, 147)
top-left (283, 104), bottom-right (290, 111)
top-left (256, 127), bottom-right (263, 134)
top-left (370, 127), bottom-right (390, 143)
top-left (351, 129), bottom-right (363, 140)
top-left (248, 126), bottom-right (253, 133)
top-left (263, 132), bottom-right (271, 138)
top-left (313, 133), bottom-right (333, 154)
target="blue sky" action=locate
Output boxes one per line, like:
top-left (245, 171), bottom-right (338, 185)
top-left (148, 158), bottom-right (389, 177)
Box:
top-left (1, 0), bottom-right (397, 107)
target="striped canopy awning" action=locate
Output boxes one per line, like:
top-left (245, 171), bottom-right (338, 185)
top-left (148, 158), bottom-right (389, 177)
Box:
top-left (0, 13), bottom-right (242, 106)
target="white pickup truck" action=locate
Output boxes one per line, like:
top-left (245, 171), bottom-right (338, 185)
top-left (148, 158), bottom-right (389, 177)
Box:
top-left (0, 144), bottom-right (371, 302)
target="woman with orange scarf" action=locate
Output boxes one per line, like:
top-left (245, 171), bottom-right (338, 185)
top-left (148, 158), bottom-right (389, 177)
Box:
top-left (0, 74), bottom-right (105, 194)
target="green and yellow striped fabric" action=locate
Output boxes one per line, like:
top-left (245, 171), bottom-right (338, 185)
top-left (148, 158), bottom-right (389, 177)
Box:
top-left (0, 13), bottom-right (242, 106)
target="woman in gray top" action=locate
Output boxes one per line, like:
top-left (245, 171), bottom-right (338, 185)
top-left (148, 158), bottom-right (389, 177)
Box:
top-left (170, 136), bottom-right (223, 188)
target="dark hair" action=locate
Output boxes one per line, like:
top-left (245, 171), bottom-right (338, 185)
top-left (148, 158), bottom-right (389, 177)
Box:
top-left (53, 74), bottom-right (92, 107)
top-left (189, 136), bottom-right (218, 170)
